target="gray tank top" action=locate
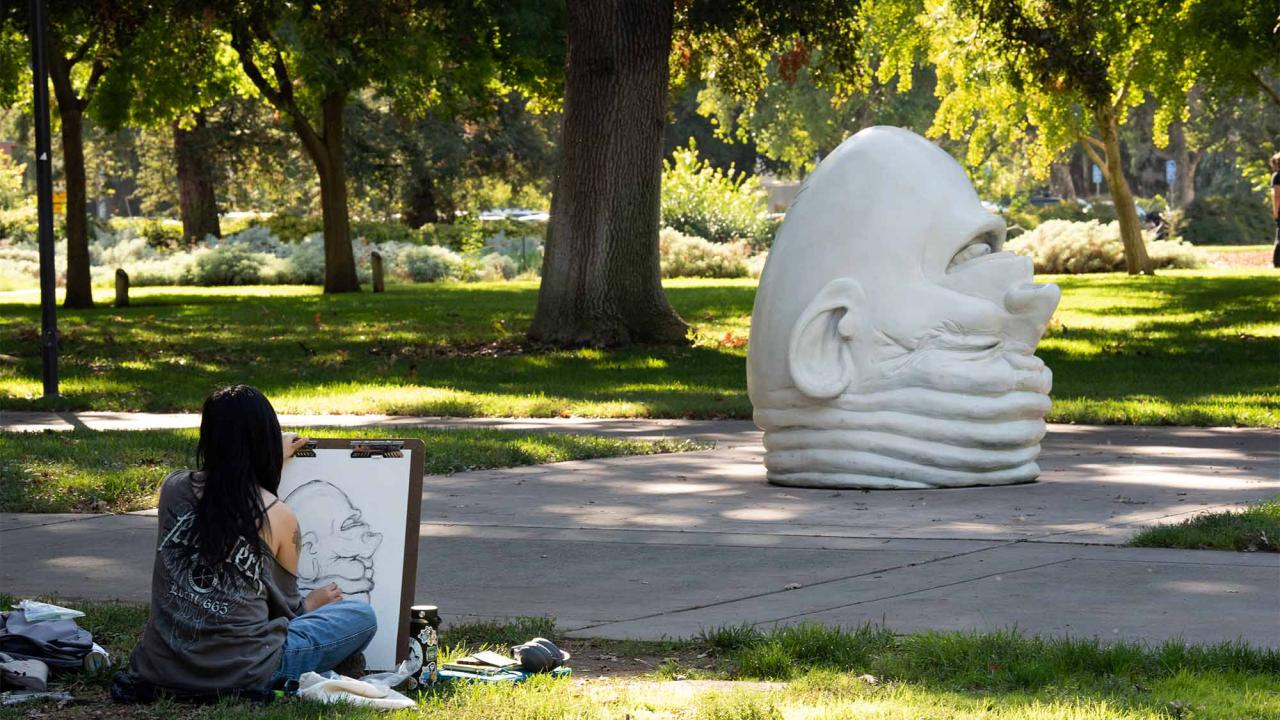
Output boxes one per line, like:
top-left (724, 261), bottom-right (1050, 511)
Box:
top-left (129, 471), bottom-right (303, 691)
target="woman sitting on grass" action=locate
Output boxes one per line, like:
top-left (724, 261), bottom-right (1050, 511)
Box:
top-left (115, 384), bottom-right (376, 701)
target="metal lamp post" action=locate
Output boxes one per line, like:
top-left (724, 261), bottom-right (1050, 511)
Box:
top-left (29, 0), bottom-right (58, 397)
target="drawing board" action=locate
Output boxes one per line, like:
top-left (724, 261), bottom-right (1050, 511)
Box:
top-left (278, 438), bottom-right (424, 671)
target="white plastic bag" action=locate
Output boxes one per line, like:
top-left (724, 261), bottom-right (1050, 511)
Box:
top-left (360, 657), bottom-right (421, 692)
top-left (14, 601), bottom-right (84, 624)
top-left (296, 671), bottom-right (415, 710)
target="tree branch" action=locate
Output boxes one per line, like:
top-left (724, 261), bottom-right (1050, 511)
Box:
top-left (44, 34), bottom-right (81, 111)
top-left (1254, 70), bottom-right (1280, 108)
top-left (229, 29), bottom-right (286, 108)
top-left (79, 60), bottom-right (106, 110)
top-left (1082, 135), bottom-right (1106, 152)
top-left (270, 49), bottom-right (296, 107)
top-left (67, 28), bottom-right (98, 67)
top-left (1079, 138), bottom-right (1108, 181)
top-left (228, 27), bottom-right (327, 174)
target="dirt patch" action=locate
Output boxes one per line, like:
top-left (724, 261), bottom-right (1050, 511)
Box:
top-left (1208, 249), bottom-right (1273, 268)
top-left (559, 638), bottom-right (727, 679)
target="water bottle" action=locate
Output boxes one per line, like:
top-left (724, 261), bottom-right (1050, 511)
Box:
top-left (408, 605), bottom-right (440, 687)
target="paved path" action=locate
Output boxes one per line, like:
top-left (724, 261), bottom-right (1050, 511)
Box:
top-left (0, 411), bottom-right (756, 444)
top-left (2, 414), bottom-right (1277, 647)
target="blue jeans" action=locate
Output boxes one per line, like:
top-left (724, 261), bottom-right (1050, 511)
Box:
top-left (271, 600), bottom-right (377, 684)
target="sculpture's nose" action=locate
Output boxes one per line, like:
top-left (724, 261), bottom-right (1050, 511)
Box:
top-left (1003, 282), bottom-right (1061, 351)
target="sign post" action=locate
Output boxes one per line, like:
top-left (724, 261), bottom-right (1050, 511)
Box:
top-left (29, 0), bottom-right (58, 398)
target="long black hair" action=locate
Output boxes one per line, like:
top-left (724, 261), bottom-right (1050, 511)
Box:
top-left (188, 385), bottom-right (283, 567)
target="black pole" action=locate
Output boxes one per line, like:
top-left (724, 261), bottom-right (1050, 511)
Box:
top-left (29, 0), bottom-right (58, 398)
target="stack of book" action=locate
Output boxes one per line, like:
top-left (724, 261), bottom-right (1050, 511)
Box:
top-left (440, 650), bottom-right (520, 677)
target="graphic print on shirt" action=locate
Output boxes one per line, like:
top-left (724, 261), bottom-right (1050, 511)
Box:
top-left (156, 506), bottom-right (265, 651)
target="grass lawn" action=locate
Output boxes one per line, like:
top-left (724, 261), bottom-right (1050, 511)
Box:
top-left (0, 428), bottom-right (704, 513)
top-left (1129, 497), bottom-right (1280, 552)
top-left (0, 270), bottom-right (1276, 426)
top-left (1, 597), bottom-right (1276, 720)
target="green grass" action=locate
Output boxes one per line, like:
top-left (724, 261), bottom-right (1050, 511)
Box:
top-left (1128, 498), bottom-right (1280, 552)
top-left (1, 597), bottom-right (1276, 720)
top-left (0, 428), bottom-right (705, 513)
top-left (1, 270), bottom-right (1276, 426)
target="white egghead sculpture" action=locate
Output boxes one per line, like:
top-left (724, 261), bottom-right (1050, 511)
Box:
top-left (747, 127), bottom-right (1060, 489)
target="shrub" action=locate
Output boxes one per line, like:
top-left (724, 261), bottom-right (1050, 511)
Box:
top-left (1181, 194), bottom-right (1274, 246)
top-left (263, 214), bottom-right (323, 243)
top-left (1006, 220), bottom-right (1204, 274)
top-left (0, 244), bottom-right (40, 290)
top-left (219, 213), bottom-right (269, 236)
top-left (99, 236), bottom-right (155, 268)
top-left (483, 231), bottom-right (543, 274)
top-left (396, 245), bottom-right (462, 282)
top-left (184, 245), bottom-right (266, 285)
top-left (0, 206), bottom-right (42, 244)
top-left (352, 220), bottom-right (424, 246)
top-left (217, 225), bottom-right (292, 256)
top-left (662, 140), bottom-right (773, 247)
top-left (107, 217), bottom-right (185, 249)
top-left (277, 235), bottom-right (326, 284)
top-left (1003, 200), bottom-right (1115, 231)
top-left (478, 252), bottom-right (517, 281)
top-left (658, 227), bottom-right (752, 278)
top-left (102, 255), bottom-right (190, 287)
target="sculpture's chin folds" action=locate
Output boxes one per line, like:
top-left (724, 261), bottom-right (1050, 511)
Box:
top-left (747, 127), bottom-right (1061, 490)
top-left (755, 384), bottom-right (1051, 489)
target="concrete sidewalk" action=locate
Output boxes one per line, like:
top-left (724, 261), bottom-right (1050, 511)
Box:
top-left (0, 411), bottom-right (758, 445)
top-left (2, 420), bottom-right (1277, 647)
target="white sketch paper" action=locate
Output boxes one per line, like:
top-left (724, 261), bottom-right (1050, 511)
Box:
top-left (279, 448), bottom-right (413, 671)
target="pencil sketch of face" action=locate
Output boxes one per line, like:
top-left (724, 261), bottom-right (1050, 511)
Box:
top-left (285, 480), bottom-right (383, 602)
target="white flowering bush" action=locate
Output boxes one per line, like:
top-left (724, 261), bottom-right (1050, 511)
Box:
top-left (217, 225), bottom-right (290, 256)
top-left (662, 142), bottom-right (774, 247)
top-left (483, 231), bottom-right (543, 274)
top-left (0, 217), bottom-right (565, 288)
top-left (396, 245), bottom-right (463, 282)
top-left (477, 252), bottom-right (517, 281)
top-left (1006, 220), bottom-right (1205, 274)
top-left (659, 227), bottom-right (757, 278)
top-left (184, 245), bottom-right (265, 285)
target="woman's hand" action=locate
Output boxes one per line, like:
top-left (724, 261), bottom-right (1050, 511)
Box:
top-left (303, 582), bottom-right (343, 612)
top-left (282, 433), bottom-right (309, 459)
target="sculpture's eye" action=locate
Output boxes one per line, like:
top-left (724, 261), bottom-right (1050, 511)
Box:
top-left (946, 231), bottom-right (1001, 273)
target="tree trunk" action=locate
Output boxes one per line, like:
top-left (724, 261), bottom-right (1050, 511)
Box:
top-left (1049, 163), bottom-right (1076, 201)
top-left (403, 166), bottom-right (440, 227)
top-left (174, 113), bottom-right (222, 244)
top-left (528, 0), bottom-right (688, 347)
top-left (1166, 120), bottom-right (1199, 209)
top-left (303, 93), bottom-right (359, 293)
top-left (1096, 107), bottom-right (1153, 275)
top-left (48, 58), bottom-right (93, 308)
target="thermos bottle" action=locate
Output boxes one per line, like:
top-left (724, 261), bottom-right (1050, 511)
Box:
top-left (408, 605), bottom-right (441, 686)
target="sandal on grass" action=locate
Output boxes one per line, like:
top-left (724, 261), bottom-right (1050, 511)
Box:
top-left (0, 653), bottom-right (49, 692)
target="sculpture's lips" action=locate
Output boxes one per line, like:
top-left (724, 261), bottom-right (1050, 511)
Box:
top-left (947, 235), bottom-right (1001, 273)
top-left (755, 385), bottom-right (1049, 489)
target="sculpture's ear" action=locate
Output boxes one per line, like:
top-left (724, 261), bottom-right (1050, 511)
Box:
top-left (788, 278), bottom-right (866, 399)
top-left (300, 531), bottom-right (318, 557)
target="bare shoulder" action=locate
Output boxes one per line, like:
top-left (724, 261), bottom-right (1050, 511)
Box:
top-left (267, 494), bottom-right (298, 527)
top-left (260, 490), bottom-right (298, 545)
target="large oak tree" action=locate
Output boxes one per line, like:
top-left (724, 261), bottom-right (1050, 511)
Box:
top-left (210, 0), bottom-right (559, 293)
top-left (530, 0), bottom-right (864, 347)
top-left (863, 0), bottom-right (1279, 275)
top-left (0, 1), bottom-right (143, 307)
